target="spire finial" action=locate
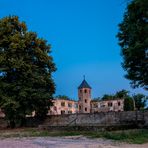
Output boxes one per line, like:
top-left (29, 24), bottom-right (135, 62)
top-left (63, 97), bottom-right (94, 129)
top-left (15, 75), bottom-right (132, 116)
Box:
top-left (83, 75), bottom-right (85, 80)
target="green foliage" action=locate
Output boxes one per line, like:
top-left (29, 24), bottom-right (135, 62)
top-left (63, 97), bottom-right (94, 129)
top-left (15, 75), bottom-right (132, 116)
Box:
top-left (55, 95), bottom-right (69, 99)
top-left (0, 128), bottom-right (148, 144)
top-left (102, 129), bottom-right (148, 144)
top-left (101, 90), bottom-right (129, 100)
top-left (0, 16), bottom-right (56, 127)
top-left (124, 96), bottom-right (134, 111)
top-left (117, 0), bottom-right (148, 90)
top-left (101, 94), bottom-right (115, 100)
top-left (115, 89), bottom-right (129, 98)
top-left (133, 94), bottom-right (147, 110)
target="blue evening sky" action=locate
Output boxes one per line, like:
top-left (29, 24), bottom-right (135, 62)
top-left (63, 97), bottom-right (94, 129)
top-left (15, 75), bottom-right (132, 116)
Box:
top-left (1, 0), bottom-right (147, 99)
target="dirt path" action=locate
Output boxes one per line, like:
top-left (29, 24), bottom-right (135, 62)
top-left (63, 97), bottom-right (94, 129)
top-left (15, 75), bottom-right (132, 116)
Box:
top-left (0, 136), bottom-right (148, 148)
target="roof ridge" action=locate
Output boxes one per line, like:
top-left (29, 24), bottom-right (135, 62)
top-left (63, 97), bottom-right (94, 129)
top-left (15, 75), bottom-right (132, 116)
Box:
top-left (78, 79), bottom-right (91, 89)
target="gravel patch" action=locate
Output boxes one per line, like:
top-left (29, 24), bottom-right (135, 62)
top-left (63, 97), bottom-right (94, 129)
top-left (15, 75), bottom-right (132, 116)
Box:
top-left (0, 136), bottom-right (148, 148)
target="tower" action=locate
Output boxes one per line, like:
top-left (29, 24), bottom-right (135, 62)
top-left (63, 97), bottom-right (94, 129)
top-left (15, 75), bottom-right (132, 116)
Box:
top-left (78, 77), bottom-right (91, 113)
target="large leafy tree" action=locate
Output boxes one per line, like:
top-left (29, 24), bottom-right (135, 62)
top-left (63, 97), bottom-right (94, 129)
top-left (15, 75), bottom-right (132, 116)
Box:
top-left (0, 16), bottom-right (56, 127)
top-left (117, 0), bottom-right (148, 90)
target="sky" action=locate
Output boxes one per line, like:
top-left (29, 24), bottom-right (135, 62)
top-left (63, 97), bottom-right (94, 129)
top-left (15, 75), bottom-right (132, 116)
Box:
top-left (0, 0), bottom-right (147, 100)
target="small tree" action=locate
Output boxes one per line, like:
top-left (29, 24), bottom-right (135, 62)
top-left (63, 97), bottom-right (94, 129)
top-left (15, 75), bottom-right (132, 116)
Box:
top-left (133, 94), bottom-right (147, 110)
top-left (124, 96), bottom-right (135, 111)
top-left (0, 16), bottom-right (56, 127)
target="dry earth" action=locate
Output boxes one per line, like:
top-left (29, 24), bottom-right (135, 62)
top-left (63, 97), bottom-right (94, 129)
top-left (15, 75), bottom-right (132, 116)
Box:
top-left (0, 136), bottom-right (148, 148)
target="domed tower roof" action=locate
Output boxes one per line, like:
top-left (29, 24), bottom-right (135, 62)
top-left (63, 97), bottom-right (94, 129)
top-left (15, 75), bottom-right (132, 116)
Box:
top-left (78, 79), bottom-right (91, 89)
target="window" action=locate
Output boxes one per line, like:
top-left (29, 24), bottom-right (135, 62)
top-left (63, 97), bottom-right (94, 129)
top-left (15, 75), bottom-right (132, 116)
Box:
top-left (74, 103), bottom-right (78, 108)
top-left (93, 103), bottom-right (98, 108)
top-left (101, 104), bottom-right (105, 108)
top-left (68, 103), bottom-right (72, 108)
top-left (85, 99), bottom-right (87, 103)
top-left (118, 102), bottom-right (121, 106)
top-left (61, 110), bottom-right (65, 114)
top-left (79, 105), bottom-right (81, 110)
top-left (108, 102), bottom-right (112, 107)
top-left (100, 103), bottom-right (105, 108)
top-left (54, 106), bottom-right (57, 111)
top-left (61, 102), bottom-right (65, 107)
top-left (85, 107), bottom-right (87, 111)
top-left (68, 111), bottom-right (72, 114)
top-left (84, 89), bottom-right (87, 93)
top-left (80, 90), bottom-right (82, 93)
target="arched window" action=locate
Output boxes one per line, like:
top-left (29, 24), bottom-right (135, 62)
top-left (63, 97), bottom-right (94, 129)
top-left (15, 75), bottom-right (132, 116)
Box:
top-left (84, 89), bottom-right (87, 93)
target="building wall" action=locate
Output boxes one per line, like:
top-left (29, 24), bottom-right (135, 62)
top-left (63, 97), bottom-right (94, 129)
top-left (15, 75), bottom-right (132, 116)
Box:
top-left (78, 88), bottom-right (91, 113)
top-left (48, 99), bottom-right (78, 115)
top-left (91, 99), bottom-right (124, 113)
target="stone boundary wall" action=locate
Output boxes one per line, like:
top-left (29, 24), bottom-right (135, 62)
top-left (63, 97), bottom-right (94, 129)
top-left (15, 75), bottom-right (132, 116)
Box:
top-left (0, 111), bottom-right (148, 129)
top-left (42, 111), bottom-right (148, 128)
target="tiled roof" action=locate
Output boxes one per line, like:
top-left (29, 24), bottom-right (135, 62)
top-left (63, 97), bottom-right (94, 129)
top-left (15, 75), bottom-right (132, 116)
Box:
top-left (78, 79), bottom-right (91, 89)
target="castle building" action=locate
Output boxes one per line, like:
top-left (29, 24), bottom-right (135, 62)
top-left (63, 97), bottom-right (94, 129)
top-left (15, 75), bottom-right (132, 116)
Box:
top-left (48, 78), bottom-right (124, 115)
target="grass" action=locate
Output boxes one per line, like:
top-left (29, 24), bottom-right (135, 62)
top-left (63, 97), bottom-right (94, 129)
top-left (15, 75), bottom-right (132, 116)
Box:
top-left (0, 128), bottom-right (148, 144)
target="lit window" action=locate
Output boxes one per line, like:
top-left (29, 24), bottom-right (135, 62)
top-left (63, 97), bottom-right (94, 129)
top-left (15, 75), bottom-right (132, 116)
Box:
top-left (61, 102), bottom-right (65, 107)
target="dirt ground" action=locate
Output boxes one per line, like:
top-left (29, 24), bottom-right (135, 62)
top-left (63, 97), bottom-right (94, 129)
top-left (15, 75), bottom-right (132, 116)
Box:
top-left (0, 136), bottom-right (148, 148)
